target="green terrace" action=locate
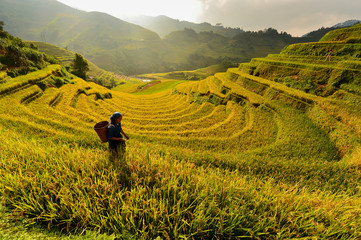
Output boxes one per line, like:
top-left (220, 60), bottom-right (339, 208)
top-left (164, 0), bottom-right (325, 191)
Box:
top-left (27, 41), bottom-right (127, 88)
top-left (28, 41), bottom-right (75, 65)
top-left (237, 25), bottom-right (361, 97)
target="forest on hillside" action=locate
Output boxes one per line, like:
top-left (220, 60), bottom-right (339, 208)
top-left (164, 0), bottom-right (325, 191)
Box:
top-left (0, 0), bottom-right (353, 75)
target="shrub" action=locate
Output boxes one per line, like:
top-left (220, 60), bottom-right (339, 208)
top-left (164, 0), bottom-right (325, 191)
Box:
top-left (44, 54), bottom-right (60, 64)
top-left (6, 68), bottom-right (28, 78)
top-left (29, 43), bottom-right (38, 50)
top-left (71, 53), bottom-right (89, 79)
top-left (52, 76), bottom-right (65, 88)
top-left (5, 44), bottom-right (28, 67)
top-left (12, 37), bottom-right (26, 48)
top-left (104, 92), bottom-right (112, 99)
top-left (24, 48), bottom-right (43, 63)
top-left (95, 92), bottom-right (105, 100)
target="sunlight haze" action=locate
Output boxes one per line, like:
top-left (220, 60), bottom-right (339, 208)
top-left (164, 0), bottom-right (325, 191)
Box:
top-left (57, 0), bottom-right (361, 37)
top-left (56, 0), bottom-right (202, 23)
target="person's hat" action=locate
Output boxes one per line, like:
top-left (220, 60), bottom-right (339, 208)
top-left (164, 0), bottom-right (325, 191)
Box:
top-left (110, 112), bottom-right (122, 120)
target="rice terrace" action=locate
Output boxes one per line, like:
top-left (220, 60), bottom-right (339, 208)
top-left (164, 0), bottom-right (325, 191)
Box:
top-left (2, 18), bottom-right (361, 240)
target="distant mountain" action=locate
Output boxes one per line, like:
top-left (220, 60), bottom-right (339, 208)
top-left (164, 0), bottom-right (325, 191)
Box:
top-left (302, 19), bottom-right (361, 41)
top-left (0, 0), bottom-right (81, 40)
top-left (161, 27), bottom-right (309, 69)
top-left (0, 0), bottom-right (164, 74)
top-left (2, 0), bottom-right (349, 75)
top-left (332, 19), bottom-right (361, 28)
top-left (124, 15), bottom-right (244, 38)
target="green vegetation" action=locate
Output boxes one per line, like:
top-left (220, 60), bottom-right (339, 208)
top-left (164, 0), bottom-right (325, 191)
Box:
top-left (2, 19), bottom-right (361, 240)
top-left (70, 53), bottom-right (89, 79)
top-left (238, 24), bottom-right (361, 97)
top-left (26, 41), bottom-right (128, 88)
top-left (125, 15), bottom-right (245, 38)
top-left (0, 30), bottom-right (59, 77)
top-left (133, 80), bottom-right (185, 95)
top-left (111, 78), bottom-right (143, 93)
top-left (26, 42), bottom-right (75, 66)
top-left (0, 0), bottom-right (162, 75)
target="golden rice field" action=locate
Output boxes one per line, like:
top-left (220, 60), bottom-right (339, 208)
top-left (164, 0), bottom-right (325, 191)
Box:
top-left (0, 63), bottom-right (361, 239)
top-left (2, 24), bottom-right (361, 239)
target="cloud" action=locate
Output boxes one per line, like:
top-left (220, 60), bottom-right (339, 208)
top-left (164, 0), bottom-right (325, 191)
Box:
top-left (196, 0), bottom-right (361, 36)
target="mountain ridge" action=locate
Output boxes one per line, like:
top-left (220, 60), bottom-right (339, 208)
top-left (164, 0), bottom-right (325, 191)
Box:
top-left (124, 15), bottom-right (244, 38)
top-left (1, 0), bottom-right (360, 75)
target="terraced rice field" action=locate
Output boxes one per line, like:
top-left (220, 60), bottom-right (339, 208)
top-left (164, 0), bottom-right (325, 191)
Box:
top-left (1, 24), bottom-right (361, 239)
top-left (28, 41), bottom-right (126, 88)
top-left (28, 42), bottom-right (75, 66)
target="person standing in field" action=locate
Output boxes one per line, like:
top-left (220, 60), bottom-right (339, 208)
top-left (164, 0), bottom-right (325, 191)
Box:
top-left (325, 48), bottom-right (333, 61)
top-left (108, 112), bottom-right (129, 165)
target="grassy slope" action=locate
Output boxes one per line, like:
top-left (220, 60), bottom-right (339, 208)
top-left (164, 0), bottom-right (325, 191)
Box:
top-left (28, 41), bottom-right (129, 88)
top-left (132, 80), bottom-right (185, 95)
top-left (2, 25), bottom-right (361, 239)
top-left (114, 65), bottom-right (227, 94)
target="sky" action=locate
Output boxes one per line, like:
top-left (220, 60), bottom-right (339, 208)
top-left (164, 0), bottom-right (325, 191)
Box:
top-left (56, 0), bottom-right (361, 36)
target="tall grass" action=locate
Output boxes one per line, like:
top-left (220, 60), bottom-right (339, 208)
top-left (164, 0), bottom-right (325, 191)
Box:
top-left (1, 129), bottom-right (361, 239)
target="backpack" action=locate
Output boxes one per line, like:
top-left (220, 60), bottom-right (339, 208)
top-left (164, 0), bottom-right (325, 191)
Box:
top-left (93, 121), bottom-right (110, 143)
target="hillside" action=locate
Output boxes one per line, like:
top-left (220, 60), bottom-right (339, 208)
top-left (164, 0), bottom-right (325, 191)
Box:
top-left (0, 0), bottom-right (164, 75)
top-left (27, 41), bottom-right (129, 88)
top-left (2, 23), bottom-right (361, 239)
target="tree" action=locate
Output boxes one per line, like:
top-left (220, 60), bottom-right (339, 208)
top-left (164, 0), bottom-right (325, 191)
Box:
top-left (0, 21), bottom-right (4, 31)
top-left (71, 53), bottom-right (89, 79)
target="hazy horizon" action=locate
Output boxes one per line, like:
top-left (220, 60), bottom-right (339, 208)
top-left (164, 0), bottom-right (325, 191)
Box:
top-left (57, 0), bottom-right (361, 37)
